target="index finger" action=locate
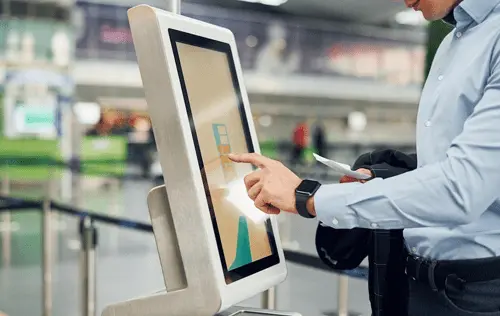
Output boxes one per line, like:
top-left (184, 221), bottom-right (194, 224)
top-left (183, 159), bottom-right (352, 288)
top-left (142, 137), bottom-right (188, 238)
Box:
top-left (228, 153), bottom-right (273, 169)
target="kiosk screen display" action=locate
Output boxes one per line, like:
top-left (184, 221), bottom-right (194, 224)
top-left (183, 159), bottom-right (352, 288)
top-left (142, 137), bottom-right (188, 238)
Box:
top-left (169, 29), bottom-right (280, 284)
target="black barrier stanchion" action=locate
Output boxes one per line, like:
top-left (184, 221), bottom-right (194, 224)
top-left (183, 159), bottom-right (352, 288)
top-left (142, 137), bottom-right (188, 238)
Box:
top-left (283, 250), bottom-right (369, 280)
top-left (69, 157), bottom-right (82, 175)
top-left (51, 201), bottom-right (154, 233)
top-left (80, 217), bottom-right (98, 316)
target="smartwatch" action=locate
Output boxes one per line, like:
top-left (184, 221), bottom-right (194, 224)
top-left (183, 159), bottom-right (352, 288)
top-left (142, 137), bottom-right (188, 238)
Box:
top-left (295, 180), bottom-right (321, 219)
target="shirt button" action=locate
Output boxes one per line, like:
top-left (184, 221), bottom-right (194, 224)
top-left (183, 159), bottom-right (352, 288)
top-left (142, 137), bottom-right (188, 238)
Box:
top-left (371, 223), bottom-right (378, 228)
top-left (332, 218), bottom-right (339, 226)
top-left (438, 75), bottom-right (444, 81)
top-left (425, 120), bottom-right (432, 127)
top-left (456, 31), bottom-right (462, 38)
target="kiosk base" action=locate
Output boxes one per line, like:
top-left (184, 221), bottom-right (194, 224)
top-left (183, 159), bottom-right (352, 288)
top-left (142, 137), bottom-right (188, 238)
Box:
top-left (218, 306), bottom-right (301, 316)
top-left (322, 311), bottom-right (363, 316)
top-left (100, 185), bottom-right (301, 316)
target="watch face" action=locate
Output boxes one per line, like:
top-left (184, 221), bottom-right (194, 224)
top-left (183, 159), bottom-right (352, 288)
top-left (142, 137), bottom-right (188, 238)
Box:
top-left (296, 180), bottom-right (320, 195)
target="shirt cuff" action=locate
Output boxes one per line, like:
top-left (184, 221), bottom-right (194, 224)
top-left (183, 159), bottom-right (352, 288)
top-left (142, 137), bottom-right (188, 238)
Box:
top-left (314, 182), bottom-right (362, 229)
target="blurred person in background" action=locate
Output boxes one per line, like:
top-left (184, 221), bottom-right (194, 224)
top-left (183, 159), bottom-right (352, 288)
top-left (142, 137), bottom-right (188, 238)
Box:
top-left (86, 112), bottom-right (112, 136)
top-left (312, 119), bottom-right (327, 158)
top-left (255, 23), bottom-right (300, 75)
top-left (86, 110), bottom-right (128, 136)
top-left (230, 0), bottom-right (500, 315)
top-left (291, 120), bottom-right (309, 166)
top-left (111, 111), bottom-right (130, 135)
top-left (130, 115), bottom-right (155, 177)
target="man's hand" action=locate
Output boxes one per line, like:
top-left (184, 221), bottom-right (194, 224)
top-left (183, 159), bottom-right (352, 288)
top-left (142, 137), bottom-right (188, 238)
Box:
top-left (228, 153), bottom-right (302, 215)
top-left (340, 168), bottom-right (373, 183)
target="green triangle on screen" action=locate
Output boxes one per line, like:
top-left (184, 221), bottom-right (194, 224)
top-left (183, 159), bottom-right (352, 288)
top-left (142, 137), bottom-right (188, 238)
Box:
top-left (229, 216), bottom-right (253, 270)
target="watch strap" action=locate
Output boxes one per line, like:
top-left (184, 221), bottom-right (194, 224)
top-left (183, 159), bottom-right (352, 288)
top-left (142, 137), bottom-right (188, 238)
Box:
top-left (296, 192), bottom-right (315, 219)
top-left (295, 180), bottom-right (321, 219)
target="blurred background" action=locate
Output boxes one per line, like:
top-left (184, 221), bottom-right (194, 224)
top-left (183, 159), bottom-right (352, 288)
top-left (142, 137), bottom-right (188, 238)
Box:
top-left (0, 0), bottom-right (452, 315)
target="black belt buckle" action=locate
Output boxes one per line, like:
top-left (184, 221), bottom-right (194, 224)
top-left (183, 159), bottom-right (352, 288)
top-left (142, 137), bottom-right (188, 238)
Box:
top-left (406, 255), bottom-right (439, 291)
top-left (427, 260), bottom-right (439, 292)
top-left (405, 255), bottom-right (422, 281)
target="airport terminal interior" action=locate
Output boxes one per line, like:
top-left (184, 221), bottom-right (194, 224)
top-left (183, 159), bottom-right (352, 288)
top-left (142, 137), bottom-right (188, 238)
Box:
top-left (0, 0), bottom-right (450, 315)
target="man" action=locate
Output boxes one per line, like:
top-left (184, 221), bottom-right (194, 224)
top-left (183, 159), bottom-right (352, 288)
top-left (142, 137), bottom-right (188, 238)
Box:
top-left (229, 0), bottom-right (500, 315)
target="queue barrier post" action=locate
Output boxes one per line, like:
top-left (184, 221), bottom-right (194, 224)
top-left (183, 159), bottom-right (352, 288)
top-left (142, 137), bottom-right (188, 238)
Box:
top-left (261, 286), bottom-right (277, 310)
top-left (80, 217), bottom-right (98, 316)
top-left (42, 196), bottom-right (53, 316)
top-left (323, 274), bottom-right (363, 316)
top-left (1, 176), bottom-right (11, 268)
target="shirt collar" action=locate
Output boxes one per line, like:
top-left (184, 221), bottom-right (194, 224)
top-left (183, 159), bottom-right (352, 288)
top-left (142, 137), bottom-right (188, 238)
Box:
top-left (442, 11), bottom-right (457, 26)
top-left (457, 0), bottom-right (500, 25)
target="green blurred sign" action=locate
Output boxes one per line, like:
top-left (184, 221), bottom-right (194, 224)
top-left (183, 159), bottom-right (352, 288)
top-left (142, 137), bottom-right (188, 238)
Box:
top-left (259, 140), bottom-right (278, 159)
top-left (14, 105), bottom-right (57, 134)
top-left (0, 138), bottom-right (61, 180)
top-left (22, 108), bottom-right (54, 125)
top-left (81, 136), bottom-right (128, 176)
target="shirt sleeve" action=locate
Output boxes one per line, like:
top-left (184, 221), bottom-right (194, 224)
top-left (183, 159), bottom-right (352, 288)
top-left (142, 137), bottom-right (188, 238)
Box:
top-left (315, 45), bottom-right (500, 230)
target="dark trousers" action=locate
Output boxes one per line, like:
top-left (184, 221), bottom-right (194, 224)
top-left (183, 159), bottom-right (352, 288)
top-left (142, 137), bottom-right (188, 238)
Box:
top-left (408, 274), bottom-right (500, 315)
top-left (291, 145), bottom-right (304, 165)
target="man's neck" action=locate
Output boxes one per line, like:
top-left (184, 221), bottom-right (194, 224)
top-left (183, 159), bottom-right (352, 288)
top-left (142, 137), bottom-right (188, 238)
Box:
top-left (443, 1), bottom-right (462, 25)
top-left (443, 12), bottom-right (457, 25)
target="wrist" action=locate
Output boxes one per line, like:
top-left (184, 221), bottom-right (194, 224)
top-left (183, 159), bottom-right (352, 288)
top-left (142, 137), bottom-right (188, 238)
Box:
top-left (295, 179), bottom-right (321, 219)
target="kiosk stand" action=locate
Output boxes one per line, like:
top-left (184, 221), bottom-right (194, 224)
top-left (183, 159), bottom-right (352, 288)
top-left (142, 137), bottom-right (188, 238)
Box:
top-left (101, 185), bottom-right (299, 316)
top-left (101, 1), bottom-right (301, 315)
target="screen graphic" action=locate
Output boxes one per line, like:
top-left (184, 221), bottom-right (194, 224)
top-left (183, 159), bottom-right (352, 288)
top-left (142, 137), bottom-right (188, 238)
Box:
top-left (170, 30), bottom-right (279, 283)
top-left (213, 123), bottom-right (237, 183)
top-left (212, 123), bottom-right (263, 270)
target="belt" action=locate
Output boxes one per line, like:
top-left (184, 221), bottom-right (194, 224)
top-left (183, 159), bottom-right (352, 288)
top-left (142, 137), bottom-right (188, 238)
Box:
top-left (405, 254), bottom-right (500, 291)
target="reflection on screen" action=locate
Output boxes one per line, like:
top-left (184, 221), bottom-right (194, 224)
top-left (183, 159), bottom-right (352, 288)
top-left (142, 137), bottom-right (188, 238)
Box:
top-left (176, 43), bottom-right (273, 271)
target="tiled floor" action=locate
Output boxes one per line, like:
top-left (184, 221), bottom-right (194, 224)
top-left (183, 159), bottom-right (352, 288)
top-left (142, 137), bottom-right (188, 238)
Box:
top-left (0, 175), bottom-right (371, 316)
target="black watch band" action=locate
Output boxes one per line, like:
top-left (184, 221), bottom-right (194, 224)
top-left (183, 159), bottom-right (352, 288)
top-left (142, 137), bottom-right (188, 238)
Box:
top-left (295, 180), bottom-right (321, 219)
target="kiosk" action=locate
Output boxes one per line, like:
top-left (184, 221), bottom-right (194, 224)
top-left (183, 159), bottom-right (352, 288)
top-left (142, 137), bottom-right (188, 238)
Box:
top-left (101, 2), bottom-right (301, 316)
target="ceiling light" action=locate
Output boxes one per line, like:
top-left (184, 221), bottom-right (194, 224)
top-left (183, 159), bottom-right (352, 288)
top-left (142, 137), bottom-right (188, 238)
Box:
top-left (395, 9), bottom-right (428, 26)
top-left (258, 115), bottom-right (273, 127)
top-left (74, 102), bottom-right (101, 125)
top-left (237, 0), bottom-right (288, 6)
top-left (246, 35), bottom-right (258, 48)
top-left (348, 111), bottom-right (367, 133)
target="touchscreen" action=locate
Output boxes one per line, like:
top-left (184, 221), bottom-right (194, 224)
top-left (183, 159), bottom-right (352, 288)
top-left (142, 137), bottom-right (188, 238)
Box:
top-left (173, 37), bottom-right (278, 281)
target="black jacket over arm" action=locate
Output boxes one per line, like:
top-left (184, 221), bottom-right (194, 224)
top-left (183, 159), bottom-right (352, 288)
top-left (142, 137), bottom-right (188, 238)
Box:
top-left (315, 149), bottom-right (417, 316)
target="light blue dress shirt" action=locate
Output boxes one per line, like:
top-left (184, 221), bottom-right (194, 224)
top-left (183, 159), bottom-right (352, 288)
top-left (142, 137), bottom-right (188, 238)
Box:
top-left (315, 0), bottom-right (500, 261)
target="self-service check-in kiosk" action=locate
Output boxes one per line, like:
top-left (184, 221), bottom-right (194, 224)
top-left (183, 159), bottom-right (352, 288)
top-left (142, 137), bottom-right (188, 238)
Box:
top-left (101, 3), bottom-right (301, 316)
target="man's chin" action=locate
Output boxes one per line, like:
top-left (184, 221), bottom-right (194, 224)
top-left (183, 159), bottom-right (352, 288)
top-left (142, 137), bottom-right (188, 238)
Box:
top-left (422, 11), bottom-right (443, 22)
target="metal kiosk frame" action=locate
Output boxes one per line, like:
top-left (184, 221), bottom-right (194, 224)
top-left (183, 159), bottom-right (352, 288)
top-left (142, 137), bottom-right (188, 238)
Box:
top-left (101, 1), bottom-right (301, 316)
